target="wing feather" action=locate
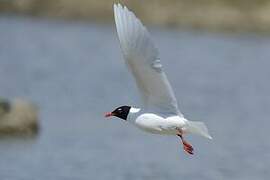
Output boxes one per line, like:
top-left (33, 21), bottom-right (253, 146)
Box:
top-left (114, 4), bottom-right (182, 116)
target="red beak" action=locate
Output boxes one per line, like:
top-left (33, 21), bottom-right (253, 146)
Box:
top-left (105, 112), bottom-right (114, 117)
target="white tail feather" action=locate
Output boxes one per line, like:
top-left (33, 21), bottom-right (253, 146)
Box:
top-left (186, 121), bottom-right (212, 139)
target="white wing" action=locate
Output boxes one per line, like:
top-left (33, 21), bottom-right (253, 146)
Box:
top-left (114, 4), bottom-right (182, 116)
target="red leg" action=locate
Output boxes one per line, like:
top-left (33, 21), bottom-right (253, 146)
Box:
top-left (177, 129), bottom-right (194, 155)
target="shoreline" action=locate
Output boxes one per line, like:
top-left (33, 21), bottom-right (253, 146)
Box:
top-left (1, 0), bottom-right (270, 33)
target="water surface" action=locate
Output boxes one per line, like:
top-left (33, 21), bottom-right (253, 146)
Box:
top-left (0, 16), bottom-right (269, 180)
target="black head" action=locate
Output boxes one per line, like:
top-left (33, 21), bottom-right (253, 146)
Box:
top-left (105, 106), bottom-right (131, 120)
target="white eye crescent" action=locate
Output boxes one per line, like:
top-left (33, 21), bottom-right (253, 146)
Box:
top-left (130, 108), bottom-right (140, 113)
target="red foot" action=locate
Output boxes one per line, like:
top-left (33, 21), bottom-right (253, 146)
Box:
top-left (182, 140), bottom-right (194, 155)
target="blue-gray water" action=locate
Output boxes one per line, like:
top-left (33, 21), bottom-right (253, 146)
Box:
top-left (0, 16), bottom-right (269, 180)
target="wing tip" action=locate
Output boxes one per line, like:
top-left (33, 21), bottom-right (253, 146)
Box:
top-left (113, 3), bottom-right (119, 14)
top-left (113, 3), bottom-right (122, 10)
top-left (113, 3), bottom-right (130, 14)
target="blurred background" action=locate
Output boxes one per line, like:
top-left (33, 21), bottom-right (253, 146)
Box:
top-left (0, 0), bottom-right (269, 179)
top-left (2, 0), bottom-right (270, 32)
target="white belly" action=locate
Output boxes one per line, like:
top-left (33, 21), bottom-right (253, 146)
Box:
top-left (134, 113), bottom-right (186, 135)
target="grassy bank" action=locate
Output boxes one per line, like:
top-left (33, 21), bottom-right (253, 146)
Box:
top-left (1, 0), bottom-right (270, 32)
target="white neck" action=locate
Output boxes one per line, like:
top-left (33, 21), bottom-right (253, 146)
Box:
top-left (126, 107), bottom-right (141, 123)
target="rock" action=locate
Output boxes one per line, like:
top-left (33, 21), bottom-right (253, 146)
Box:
top-left (0, 98), bottom-right (39, 137)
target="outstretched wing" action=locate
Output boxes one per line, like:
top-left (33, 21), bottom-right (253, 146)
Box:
top-left (114, 4), bottom-right (182, 116)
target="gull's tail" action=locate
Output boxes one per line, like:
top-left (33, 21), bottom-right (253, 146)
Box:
top-left (185, 121), bottom-right (212, 139)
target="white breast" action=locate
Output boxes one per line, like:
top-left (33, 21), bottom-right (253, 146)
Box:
top-left (134, 113), bottom-right (186, 135)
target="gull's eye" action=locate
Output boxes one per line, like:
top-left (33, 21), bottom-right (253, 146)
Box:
top-left (118, 108), bottom-right (122, 112)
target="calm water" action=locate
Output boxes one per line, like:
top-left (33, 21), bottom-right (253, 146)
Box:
top-left (0, 16), bottom-right (269, 180)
